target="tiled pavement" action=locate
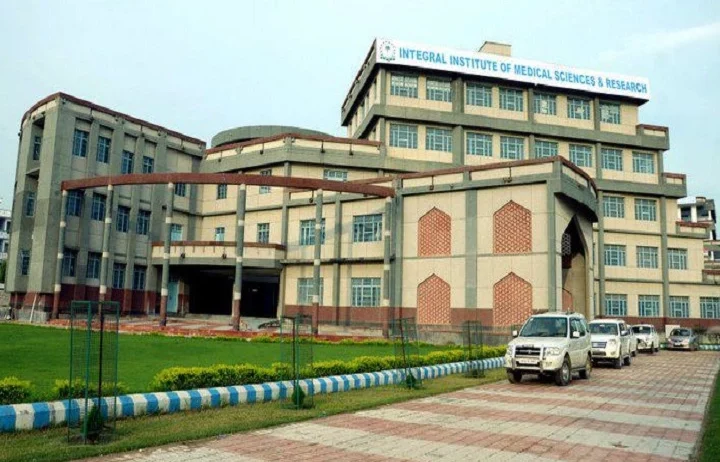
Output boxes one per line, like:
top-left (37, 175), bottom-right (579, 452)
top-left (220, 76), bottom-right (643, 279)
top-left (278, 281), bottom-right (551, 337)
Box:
top-left (87, 351), bottom-right (719, 461)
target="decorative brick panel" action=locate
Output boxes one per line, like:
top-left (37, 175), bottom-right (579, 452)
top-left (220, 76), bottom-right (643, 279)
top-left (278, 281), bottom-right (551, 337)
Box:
top-left (493, 272), bottom-right (532, 327)
top-left (417, 274), bottom-right (451, 325)
top-left (418, 208), bottom-right (451, 256)
top-left (493, 201), bottom-right (532, 254)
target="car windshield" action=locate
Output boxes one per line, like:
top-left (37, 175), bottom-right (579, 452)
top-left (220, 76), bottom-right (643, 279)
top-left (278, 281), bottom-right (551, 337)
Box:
top-left (671, 328), bottom-right (692, 337)
top-left (632, 326), bottom-right (651, 334)
top-left (589, 323), bottom-right (618, 335)
top-left (519, 317), bottom-right (568, 337)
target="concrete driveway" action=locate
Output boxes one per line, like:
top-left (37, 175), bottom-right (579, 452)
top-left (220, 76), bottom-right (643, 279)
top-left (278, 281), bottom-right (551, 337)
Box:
top-left (90, 351), bottom-right (719, 461)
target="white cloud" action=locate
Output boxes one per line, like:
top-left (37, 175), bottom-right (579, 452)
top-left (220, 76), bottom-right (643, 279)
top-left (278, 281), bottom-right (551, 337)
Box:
top-left (599, 21), bottom-right (720, 62)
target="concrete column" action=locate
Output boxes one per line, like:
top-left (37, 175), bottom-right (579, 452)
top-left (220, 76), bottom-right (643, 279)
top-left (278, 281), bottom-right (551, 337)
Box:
top-left (98, 185), bottom-right (114, 302)
top-left (232, 184), bottom-right (247, 331)
top-left (451, 77), bottom-right (464, 114)
top-left (382, 196), bottom-right (392, 337)
top-left (595, 142), bottom-right (603, 180)
top-left (452, 126), bottom-right (464, 165)
top-left (528, 134), bottom-right (536, 159)
top-left (593, 97), bottom-right (601, 131)
top-left (280, 162), bottom-right (291, 246)
top-left (547, 169), bottom-right (559, 311)
top-left (527, 87), bottom-right (535, 124)
top-left (660, 196), bottom-right (670, 319)
top-left (159, 183), bottom-right (174, 327)
top-left (392, 179), bottom-right (404, 319)
top-left (332, 197), bottom-right (342, 324)
top-left (597, 191), bottom-right (606, 317)
top-left (691, 206), bottom-right (698, 223)
top-left (311, 189), bottom-right (323, 334)
top-left (51, 190), bottom-right (69, 319)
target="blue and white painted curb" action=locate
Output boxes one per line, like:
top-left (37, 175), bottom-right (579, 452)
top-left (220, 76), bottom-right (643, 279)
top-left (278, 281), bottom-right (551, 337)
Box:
top-left (699, 344), bottom-right (720, 351)
top-left (0, 357), bottom-right (505, 433)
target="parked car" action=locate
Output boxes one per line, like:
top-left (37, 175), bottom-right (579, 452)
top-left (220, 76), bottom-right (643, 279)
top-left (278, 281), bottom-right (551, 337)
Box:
top-left (666, 327), bottom-right (699, 351)
top-left (588, 319), bottom-right (632, 368)
top-left (626, 325), bottom-right (638, 357)
top-left (632, 324), bottom-right (660, 353)
top-left (505, 312), bottom-right (592, 386)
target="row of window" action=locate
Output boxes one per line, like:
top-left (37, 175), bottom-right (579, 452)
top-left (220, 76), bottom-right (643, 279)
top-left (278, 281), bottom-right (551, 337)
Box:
top-left (603, 196), bottom-right (659, 221)
top-left (72, 129), bottom-right (157, 174)
top-left (604, 245), bottom-right (688, 269)
top-left (606, 295), bottom-right (720, 319)
top-left (60, 192), bottom-right (154, 235)
top-left (389, 75), bottom-right (622, 123)
top-left (61, 249), bottom-right (146, 290)
top-left (297, 277), bottom-right (381, 307)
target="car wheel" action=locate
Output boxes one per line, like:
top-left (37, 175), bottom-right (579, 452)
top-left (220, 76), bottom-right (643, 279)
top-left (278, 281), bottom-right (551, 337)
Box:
top-left (614, 356), bottom-right (623, 369)
top-left (555, 356), bottom-right (571, 386)
top-left (624, 353), bottom-right (632, 366)
top-left (650, 343), bottom-right (656, 354)
top-left (579, 355), bottom-right (592, 380)
top-left (631, 347), bottom-right (637, 357)
top-left (655, 345), bottom-right (660, 353)
top-left (507, 370), bottom-right (522, 384)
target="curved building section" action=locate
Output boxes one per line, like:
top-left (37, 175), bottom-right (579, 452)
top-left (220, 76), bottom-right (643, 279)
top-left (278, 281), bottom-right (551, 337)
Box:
top-left (211, 125), bottom-right (330, 148)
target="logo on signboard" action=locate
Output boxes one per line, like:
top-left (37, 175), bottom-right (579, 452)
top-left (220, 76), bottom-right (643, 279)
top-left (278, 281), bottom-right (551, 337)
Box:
top-left (378, 40), bottom-right (396, 61)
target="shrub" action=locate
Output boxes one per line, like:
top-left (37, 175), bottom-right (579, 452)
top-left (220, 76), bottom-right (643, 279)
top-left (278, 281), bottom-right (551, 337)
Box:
top-left (0, 377), bottom-right (33, 405)
top-left (53, 379), bottom-right (129, 400)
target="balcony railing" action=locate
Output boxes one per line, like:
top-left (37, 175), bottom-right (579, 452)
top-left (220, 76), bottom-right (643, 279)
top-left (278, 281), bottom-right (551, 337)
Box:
top-left (151, 241), bottom-right (286, 264)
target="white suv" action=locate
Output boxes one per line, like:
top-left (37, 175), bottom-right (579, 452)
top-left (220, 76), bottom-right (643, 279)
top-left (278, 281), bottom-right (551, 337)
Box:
top-left (505, 312), bottom-right (592, 386)
top-left (588, 319), bottom-right (633, 368)
top-left (632, 324), bottom-right (661, 353)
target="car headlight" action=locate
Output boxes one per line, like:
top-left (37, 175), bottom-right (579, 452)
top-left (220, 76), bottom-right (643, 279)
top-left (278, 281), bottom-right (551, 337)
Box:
top-left (681, 339), bottom-right (689, 344)
top-left (507, 345), bottom-right (515, 356)
top-left (545, 347), bottom-right (562, 356)
top-left (607, 339), bottom-right (617, 345)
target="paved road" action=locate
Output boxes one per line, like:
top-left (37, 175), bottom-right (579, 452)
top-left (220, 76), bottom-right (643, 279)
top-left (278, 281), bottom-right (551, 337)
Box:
top-left (89, 351), bottom-right (719, 461)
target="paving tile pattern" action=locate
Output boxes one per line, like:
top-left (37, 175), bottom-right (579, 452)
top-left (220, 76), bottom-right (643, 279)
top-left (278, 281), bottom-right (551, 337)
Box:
top-left (87, 351), bottom-right (719, 461)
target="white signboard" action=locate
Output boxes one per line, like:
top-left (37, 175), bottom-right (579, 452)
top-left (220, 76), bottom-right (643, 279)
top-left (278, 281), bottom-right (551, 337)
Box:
top-left (376, 38), bottom-right (650, 100)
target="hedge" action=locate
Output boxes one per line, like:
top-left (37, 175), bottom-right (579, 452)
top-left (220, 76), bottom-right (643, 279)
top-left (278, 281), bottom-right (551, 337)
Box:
top-left (52, 379), bottom-right (129, 400)
top-left (151, 345), bottom-right (506, 391)
top-left (0, 377), bottom-right (33, 405)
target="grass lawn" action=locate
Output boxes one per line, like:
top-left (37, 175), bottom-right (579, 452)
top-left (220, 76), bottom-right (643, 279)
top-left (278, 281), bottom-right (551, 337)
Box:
top-left (0, 368), bottom-right (505, 462)
top-left (699, 371), bottom-right (720, 462)
top-left (0, 324), bottom-right (446, 400)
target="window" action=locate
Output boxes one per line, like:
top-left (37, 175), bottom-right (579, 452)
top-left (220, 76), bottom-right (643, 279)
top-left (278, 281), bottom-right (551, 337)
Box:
top-left (390, 74), bottom-right (418, 98)
top-left (32, 135), bottom-right (42, 160)
top-left (636, 246), bottom-right (659, 269)
top-left (214, 227), bottom-right (225, 241)
top-left (425, 127), bottom-right (452, 152)
top-left (634, 198), bottom-right (657, 221)
top-left (257, 223), bottom-right (270, 244)
top-left (533, 93), bottom-right (557, 115)
top-left (72, 129), bottom-right (89, 157)
top-left (601, 148), bottom-right (623, 171)
top-left (142, 156), bottom-right (154, 173)
top-left (353, 214), bottom-right (382, 242)
top-left (297, 278), bottom-right (324, 305)
top-left (351, 277), bottom-right (381, 307)
top-left (605, 294), bottom-right (627, 316)
top-left (217, 184), bottom-right (227, 199)
top-left (97, 136), bottom-right (111, 163)
top-left (90, 193), bottom-right (106, 221)
top-left (633, 152), bottom-right (655, 174)
top-left (569, 144), bottom-right (593, 167)
top-left (567, 98), bottom-right (591, 120)
top-left (20, 250), bottom-right (31, 276)
top-left (668, 248), bottom-right (688, 270)
top-left (136, 210), bottom-right (150, 235)
top-left (534, 140), bottom-right (558, 158)
top-left (121, 151), bottom-right (134, 174)
top-left (701, 297), bottom-right (720, 319)
top-left (500, 136), bottom-right (524, 160)
top-left (499, 88), bottom-right (523, 111)
top-left (62, 249), bottom-right (77, 277)
top-left (426, 79), bottom-right (451, 102)
top-left (174, 183), bottom-right (187, 197)
top-left (112, 263), bottom-right (125, 289)
top-left (669, 296), bottom-right (689, 318)
top-left (24, 191), bottom-right (36, 217)
top-left (603, 196), bottom-right (625, 218)
top-left (605, 244), bottom-right (626, 266)
top-left (323, 169), bottom-right (348, 182)
top-left (299, 219), bottom-right (326, 246)
top-left (466, 83), bottom-right (492, 107)
top-left (259, 169), bottom-right (272, 194)
top-left (638, 295), bottom-right (660, 317)
top-left (466, 133), bottom-right (492, 156)
top-left (170, 224), bottom-right (183, 241)
top-left (389, 124), bottom-right (418, 149)
top-left (600, 102), bottom-right (621, 124)
top-left (116, 206), bottom-right (130, 233)
top-left (133, 266), bottom-right (146, 290)
top-left (66, 191), bottom-right (84, 217)
top-left (86, 252), bottom-right (101, 279)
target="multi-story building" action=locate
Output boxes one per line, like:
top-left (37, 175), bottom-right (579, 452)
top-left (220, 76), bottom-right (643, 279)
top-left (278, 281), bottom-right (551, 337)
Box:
top-left (0, 208), bottom-right (10, 261)
top-left (678, 196), bottom-right (718, 268)
top-left (5, 38), bottom-right (719, 331)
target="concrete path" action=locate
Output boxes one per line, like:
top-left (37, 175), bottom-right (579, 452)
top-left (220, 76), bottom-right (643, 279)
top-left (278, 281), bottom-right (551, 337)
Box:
top-left (87, 351), bottom-right (719, 461)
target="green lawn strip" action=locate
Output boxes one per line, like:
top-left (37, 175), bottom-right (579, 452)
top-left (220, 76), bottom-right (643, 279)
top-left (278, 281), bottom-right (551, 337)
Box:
top-left (0, 369), bottom-right (505, 462)
top-left (699, 368), bottom-right (720, 462)
top-left (0, 324), bottom-right (449, 399)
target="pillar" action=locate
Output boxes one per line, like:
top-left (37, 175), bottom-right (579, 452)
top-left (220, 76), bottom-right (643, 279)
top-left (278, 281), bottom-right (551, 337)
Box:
top-left (311, 189), bottom-right (323, 334)
top-left (159, 183), bottom-right (174, 327)
top-left (51, 190), bottom-right (69, 319)
top-left (232, 184), bottom-right (246, 331)
top-left (98, 185), bottom-right (114, 302)
top-left (382, 196), bottom-right (392, 337)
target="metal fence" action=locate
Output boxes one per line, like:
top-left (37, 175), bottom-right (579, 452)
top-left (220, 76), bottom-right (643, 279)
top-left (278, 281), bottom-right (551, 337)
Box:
top-left (279, 314), bottom-right (314, 409)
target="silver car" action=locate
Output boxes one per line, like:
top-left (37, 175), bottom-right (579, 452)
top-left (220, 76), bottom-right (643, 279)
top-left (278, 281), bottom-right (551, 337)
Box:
top-left (666, 328), bottom-right (699, 351)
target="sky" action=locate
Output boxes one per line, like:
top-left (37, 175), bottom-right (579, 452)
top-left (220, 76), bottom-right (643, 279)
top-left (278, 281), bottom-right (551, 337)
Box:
top-left (1, 0), bottom-right (719, 211)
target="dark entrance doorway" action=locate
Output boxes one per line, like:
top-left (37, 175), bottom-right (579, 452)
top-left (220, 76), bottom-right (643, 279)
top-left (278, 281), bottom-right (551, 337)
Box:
top-left (185, 266), bottom-right (234, 316)
top-left (241, 272), bottom-right (280, 318)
